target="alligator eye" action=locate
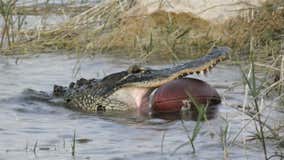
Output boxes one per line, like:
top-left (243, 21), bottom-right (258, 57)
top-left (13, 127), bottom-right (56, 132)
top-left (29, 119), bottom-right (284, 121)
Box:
top-left (128, 64), bottom-right (143, 74)
top-left (66, 99), bottom-right (71, 103)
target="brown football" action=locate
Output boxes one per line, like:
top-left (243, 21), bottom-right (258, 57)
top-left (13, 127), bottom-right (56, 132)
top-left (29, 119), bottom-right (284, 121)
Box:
top-left (152, 78), bottom-right (221, 113)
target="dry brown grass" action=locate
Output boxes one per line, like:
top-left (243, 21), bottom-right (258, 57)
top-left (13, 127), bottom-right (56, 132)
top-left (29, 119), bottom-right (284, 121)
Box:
top-left (92, 10), bottom-right (212, 59)
top-left (221, 0), bottom-right (284, 55)
top-left (1, 0), bottom-right (217, 60)
top-left (1, 0), bottom-right (284, 62)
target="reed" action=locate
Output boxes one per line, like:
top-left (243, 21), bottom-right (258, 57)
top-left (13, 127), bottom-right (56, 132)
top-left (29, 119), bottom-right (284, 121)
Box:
top-left (33, 140), bottom-right (38, 155)
top-left (240, 38), bottom-right (268, 159)
top-left (71, 130), bottom-right (76, 156)
top-left (226, 36), bottom-right (284, 159)
top-left (171, 95), bottom-right (209, 154)
top-left (220, 116), bottom-right (230, 160)
top-left (0, 0), bottom-right (16, 49)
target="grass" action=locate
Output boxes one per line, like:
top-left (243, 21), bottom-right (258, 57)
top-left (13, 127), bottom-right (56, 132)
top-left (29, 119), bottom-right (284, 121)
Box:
top-left (33, 140), bottom-right (38, 155)
top-left (0, 0), bottom-right (16, 48)
top-left (0, 0), bottom-right (282, 66)
top-left (0, 0), bottom-right (215, 58)
top-left (14, 3), bottom-right (93, 15)
top-left (240, 38), bottom-right (268, 159)
top-left (1, 0), bottom-right (283, 158)
top-left (219, 116), bottom-right (230, 160)
top-left (160, 130), bottom-right (166, 154)
top-left (72, 130), bottom-right (76, 156)
top-left (0, 0), bottom-right (283, 63)
top-left (167, 35), bottom-right (283, 157)
top-left (218, 37), bottom-right (284, 159)
top-left (171, 94), bottom-right (211, 155)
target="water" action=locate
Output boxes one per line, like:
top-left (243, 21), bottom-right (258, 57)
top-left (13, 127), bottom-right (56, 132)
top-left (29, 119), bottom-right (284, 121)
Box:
top-left (0, 53), bottom-right (282, 160)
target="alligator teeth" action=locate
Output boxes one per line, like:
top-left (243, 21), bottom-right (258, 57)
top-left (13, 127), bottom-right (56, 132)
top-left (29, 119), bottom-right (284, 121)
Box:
top-left (203, 68), bottom-right (209, 73)
top-left (220, 56), bottom-right (226, 61)
top-left (208, 65), bottom-right (212, 70)
top-left (178, 73), bottom-right (186, 79)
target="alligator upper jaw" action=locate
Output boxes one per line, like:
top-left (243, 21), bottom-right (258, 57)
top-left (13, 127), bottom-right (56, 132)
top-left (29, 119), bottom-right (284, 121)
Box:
top-left (120, 47), bottom-right (231, 89)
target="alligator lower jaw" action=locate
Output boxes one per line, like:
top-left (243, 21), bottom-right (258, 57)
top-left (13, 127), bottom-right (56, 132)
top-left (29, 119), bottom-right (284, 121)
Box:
top-left (109, 87), bottom-right (153, 110)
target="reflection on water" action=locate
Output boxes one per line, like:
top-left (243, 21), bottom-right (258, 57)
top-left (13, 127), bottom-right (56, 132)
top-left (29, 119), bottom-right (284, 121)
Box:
top-left (151, 104), bottom-right (219, 121)
top-left (0, 53), bottom-right (281, 160)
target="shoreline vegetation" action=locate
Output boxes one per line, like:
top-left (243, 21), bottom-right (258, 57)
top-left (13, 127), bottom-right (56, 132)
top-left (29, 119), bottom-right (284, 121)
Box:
top-left (0, 0), bottom-right (284, 159)
top-left (0, 0), bottom-right (282, 58)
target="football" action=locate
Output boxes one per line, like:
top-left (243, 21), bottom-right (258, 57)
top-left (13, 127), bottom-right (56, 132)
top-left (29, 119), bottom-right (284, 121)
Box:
top-left (152, 78), bottom-right (221, 113)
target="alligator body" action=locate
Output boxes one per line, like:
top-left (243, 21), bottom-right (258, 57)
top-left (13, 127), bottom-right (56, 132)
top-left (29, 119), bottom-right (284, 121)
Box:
top-left (41, 47), bottom-right (231, 112)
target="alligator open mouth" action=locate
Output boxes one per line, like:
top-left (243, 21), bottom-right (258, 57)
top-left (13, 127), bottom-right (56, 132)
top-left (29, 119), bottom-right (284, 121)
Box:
top-left (51, 46), bottom-right (231, 112)
top-left (108, 47), bottom-right (230, 111)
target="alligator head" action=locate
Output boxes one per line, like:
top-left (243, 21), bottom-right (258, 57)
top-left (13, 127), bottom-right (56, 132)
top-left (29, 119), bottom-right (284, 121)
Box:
top-left (53, 46), bottom-right (231, 112)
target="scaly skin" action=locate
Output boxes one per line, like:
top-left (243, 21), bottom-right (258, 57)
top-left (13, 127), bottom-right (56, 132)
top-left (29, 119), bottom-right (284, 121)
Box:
top-left (51, 46), bottom-right (231, 112)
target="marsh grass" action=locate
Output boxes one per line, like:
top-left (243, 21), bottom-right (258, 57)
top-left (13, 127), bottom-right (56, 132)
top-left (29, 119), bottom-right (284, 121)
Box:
top-left (0, 0), bottom-right (16, 48)
top-left (240, 38), bottom-right (268, 159)
top-left (72, 130), bottom-right (76, 156)
top-left (1, 0), bottom-right (215, 59)
top-left (220, 37), bottom-right (284, 159)
top-left (33, 140), bottom-right (38, 155)
top-left (1, 0), bottom-right (282, 62)
top-left (220, 2), bottom-right (284, 156)
top-left (14, 2), bottom-right (92, 15)
top-left (1, 0), bottom-right (283, 158)
top-left (160, 130), bottom-right (166, 154)
top-left (219, 116), bottom-right (230, 159)
top-left (171, 94), bottom-right (210, 154)
top-left (221, 0), bottom-right (284, 52)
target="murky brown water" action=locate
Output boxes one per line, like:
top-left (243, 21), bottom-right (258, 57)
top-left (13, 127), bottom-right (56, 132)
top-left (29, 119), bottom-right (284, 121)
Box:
top-left (0, 53), bottom-right (282, 160)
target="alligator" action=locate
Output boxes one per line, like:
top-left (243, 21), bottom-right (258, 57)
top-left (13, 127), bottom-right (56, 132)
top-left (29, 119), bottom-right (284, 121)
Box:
top-left (27, 47), bottom-right (231, 112)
